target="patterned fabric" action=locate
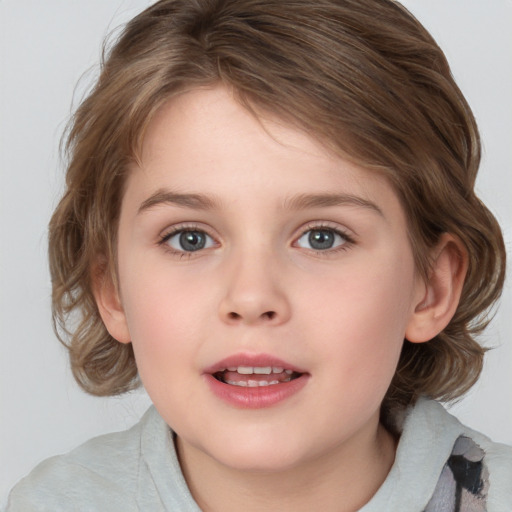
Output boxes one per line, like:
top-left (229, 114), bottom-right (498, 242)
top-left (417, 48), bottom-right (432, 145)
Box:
top-left (425, 436), bottom-right (489, 512)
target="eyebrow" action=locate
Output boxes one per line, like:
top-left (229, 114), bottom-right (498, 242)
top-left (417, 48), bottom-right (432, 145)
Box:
top-left (138, 189), bottom-right (220, 214)
top-left (283, 193), bottom-right (383, 216)
top-left (137, 189), bottom-right (383, 217)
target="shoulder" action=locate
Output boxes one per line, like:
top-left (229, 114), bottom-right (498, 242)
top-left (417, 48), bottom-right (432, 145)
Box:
top-left (407, 398), bottom-right (512, 511)
top-left (5, 407), bottom-right (161, 512)
top-left (457, 421), bottom-right (512, 510)
top-left (364, 398), bottom-right (512, 512)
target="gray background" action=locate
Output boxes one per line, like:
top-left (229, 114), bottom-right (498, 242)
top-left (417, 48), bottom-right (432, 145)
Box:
top-left (1, 0), bottom-right (511, 501)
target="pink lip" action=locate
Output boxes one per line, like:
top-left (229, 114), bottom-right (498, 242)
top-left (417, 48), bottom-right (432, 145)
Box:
top-left (203, 353), bottom-right (309, 409)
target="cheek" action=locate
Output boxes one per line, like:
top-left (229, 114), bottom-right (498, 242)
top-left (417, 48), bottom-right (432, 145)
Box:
top-left (120, 250), bottom-right (203, 328)
top-left (118, 262), bottom-right (207, 371)
top-left (301, 251), bottom-right (416, 384)
top-left (305, 253), bottom-right (415, 334)
top-left (120, 272), bottom-right (207, 412)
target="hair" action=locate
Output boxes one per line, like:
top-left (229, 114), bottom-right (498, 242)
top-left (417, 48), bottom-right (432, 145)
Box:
top-left (49, 0), bottom-right (506, 409)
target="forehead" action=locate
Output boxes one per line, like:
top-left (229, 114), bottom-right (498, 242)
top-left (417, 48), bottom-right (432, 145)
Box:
top-left (140, 86), bottom-right (335, 170)
top-left (125, 85), bottom-right (403, 224)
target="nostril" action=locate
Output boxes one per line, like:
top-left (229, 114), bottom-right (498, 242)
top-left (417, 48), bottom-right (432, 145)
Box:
top-left (226, 310), bottom-right (276, 321)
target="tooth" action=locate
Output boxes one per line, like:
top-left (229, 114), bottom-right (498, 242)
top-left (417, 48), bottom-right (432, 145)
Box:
top-left (227, 367), bottom-right (237, 371)
top-left (272, 367), bottom-right (284, 373)
top-left (224, 378), bottom-right (285, 387)
top-left (237, 366), bottom-right (253, 374)
top-left (253, 367), bottom-right (272, 374)
top-left (225, 379), bottom-right (248, 387)
top-left (285, 369), bottom-right (293, 375)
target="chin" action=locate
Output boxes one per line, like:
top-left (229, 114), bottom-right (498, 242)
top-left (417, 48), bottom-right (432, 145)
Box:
top-left (217, 450), bottom-right (305, 474)
top-left (201, 432), bottom-right (311, 473)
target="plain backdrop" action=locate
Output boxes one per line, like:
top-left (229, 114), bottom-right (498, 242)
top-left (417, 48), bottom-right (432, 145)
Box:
top-left (1, 0), bottom-right (511, 502)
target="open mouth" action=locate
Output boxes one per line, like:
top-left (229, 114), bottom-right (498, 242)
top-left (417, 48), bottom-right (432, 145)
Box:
top-left (205, 357), bottom-right (309, 407)
top-left (213, 366), bottom-right (303, 387)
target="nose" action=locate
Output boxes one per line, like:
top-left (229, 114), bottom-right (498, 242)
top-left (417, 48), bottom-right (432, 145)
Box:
top-left (218, 249), bottom-right (291, 326)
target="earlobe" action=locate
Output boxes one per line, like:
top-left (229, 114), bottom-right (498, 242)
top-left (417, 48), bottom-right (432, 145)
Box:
top-left (405, 233), bottom-right (468, 343)
top-left (91, 259), bottom-right (131, 344)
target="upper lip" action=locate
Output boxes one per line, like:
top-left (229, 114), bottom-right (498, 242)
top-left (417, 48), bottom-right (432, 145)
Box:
top-left (203, 353), bottom-right (307, 374)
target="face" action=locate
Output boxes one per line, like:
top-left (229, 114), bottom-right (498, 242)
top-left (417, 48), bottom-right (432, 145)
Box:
top-left (109, 86), bottom-right (425, 473)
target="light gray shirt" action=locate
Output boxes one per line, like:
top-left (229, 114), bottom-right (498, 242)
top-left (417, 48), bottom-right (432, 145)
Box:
top-left (5, 398), bottom-right (512, 511)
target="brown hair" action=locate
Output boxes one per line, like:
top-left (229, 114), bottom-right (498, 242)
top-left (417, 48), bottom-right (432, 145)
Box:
top-left (49, 0), bottom-right (506, 407)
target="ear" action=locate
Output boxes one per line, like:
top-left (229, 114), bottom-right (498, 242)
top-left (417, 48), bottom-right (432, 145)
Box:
top-left (91, 258), bottom-right (131, 344)
top-left (405, 233), bottom-right (468, 343)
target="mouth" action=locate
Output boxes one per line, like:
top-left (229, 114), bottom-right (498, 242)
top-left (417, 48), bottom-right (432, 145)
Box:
top-left (204, 354), bottom-right (309, 408)
top-left (212, 366), bottom-right (302, 387)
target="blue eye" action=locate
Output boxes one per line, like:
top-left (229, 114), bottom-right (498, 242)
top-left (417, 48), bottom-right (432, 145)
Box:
top-left (164, 230), bottom-right (215, 252)
top-left (296, 228), bottom-right (348, 251)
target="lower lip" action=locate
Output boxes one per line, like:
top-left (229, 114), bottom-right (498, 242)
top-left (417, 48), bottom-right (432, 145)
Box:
top-left (204, 374), bottom-right (309, 409)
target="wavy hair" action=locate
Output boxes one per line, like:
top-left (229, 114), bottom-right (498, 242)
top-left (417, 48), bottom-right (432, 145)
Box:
top-left (49, 0), bottom-right (506, 407)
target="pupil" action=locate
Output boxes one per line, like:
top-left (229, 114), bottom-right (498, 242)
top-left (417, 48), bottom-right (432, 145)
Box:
top-left (179, 231), bottom-right (205, 251)
top-left (309, 230), bottom-right (334, 250)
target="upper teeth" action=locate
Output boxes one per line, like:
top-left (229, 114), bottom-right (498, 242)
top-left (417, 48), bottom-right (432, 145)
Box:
top-left (225, 366), bottom-right (293, 375)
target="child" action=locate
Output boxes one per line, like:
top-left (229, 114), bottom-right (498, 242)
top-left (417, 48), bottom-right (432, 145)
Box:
top-left (5, 0), bottom-right (511, 510)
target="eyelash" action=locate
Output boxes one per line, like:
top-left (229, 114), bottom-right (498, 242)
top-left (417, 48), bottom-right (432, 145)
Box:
top-left (157, 222), bottom-right (355, 258)
top-left (295, 223), bottom-right (355, 255)
top-left (158, 224), bottom-right (215, 259)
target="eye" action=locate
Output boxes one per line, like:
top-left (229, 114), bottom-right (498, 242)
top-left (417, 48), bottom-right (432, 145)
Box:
top-left (296, 228), bottom-right (349, 251)
top-left (163, 229), bottom-right (215, 252)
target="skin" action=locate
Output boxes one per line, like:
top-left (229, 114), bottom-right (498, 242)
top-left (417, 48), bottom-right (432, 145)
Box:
top-left (96, 85), bottom-right (466, 511)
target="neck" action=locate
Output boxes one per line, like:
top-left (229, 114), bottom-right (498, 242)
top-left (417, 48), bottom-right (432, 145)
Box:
top-left (176, 421), bottom-right (396, 512)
